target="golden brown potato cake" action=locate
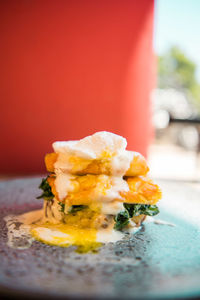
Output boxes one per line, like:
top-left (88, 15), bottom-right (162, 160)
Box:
top-left (45, 152), bottom-right (149, 177)
top-left (47, 174), bottom-right (161, 206)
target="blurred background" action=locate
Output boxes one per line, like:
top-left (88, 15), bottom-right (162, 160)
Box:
top-left (1, 0), bottom-right (200, 181)
top-left (149, 0), bottom-right (200, 181)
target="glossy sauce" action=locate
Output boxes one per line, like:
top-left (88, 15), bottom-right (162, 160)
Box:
top-left (4, 132), bottom-right (159, 253)
top-left (4, 208), bottom-right (125, 253)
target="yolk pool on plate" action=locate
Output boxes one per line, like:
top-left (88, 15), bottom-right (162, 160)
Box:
top-left (31, 206), bottom-right (103, 253)
top-left (31, 224), bottom-right (102, 253)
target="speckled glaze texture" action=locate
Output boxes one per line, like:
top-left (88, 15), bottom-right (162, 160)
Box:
top-left (0, 177), bottom-right (200, 299)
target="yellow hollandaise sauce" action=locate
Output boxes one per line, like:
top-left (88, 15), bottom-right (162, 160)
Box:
top-left (4, 132), bottom-right (162, 253)
top-left (31, 206), bottom-right (103, 253)
top-left (4, 205), bottom-right (109, 253)
top-left (31, 224), bottom-right (101, 253)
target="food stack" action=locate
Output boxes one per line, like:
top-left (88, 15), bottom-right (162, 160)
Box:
top-left (38, 131), bottom-right (161, 231)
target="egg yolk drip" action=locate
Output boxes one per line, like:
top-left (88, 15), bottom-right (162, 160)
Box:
top-left (5, 133), bottom-right (161, 253)
top-left (31, 175), bottom-right (161, 252)
top-left (30, 205), bottom-right (103, 253)
top-left (35, 133), bottom-right (161, 253)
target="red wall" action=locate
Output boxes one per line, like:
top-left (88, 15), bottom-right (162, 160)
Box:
top-left (0, 0), bottom-right (154, 175)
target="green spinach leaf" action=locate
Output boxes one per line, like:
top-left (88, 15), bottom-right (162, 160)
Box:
top-left (124, 203), bottom-right (159, 217)
top-left (114, 210), bottom-right (130, 230)
top-left (59, 202), bottom-right (65, 212)
top-left (114, 204), bottom-right (159, 231)
top-left (70, 205), bottom-right (88, 213)
top-left (37, 177), bottom-right (54, 200)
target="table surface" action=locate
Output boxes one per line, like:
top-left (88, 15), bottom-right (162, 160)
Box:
top-left (0, 176), bottom-right (200, 300)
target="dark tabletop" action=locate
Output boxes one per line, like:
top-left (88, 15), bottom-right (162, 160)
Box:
top-left (0, 176), bottom-right (200, 300)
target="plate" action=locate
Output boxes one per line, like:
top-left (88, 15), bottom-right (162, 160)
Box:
top-left (0, 177), bottom-right (200, 299)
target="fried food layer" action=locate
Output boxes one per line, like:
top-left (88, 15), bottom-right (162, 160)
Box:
top-left (45, 152), bottom-right (149, 177)
top-left (47, 175), bottom-right (161, 207)
top-left (121, 176), bottom-right (162, 205)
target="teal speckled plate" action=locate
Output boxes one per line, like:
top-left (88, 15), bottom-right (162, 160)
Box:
top-left (0, 177), bottom-right (200, 299)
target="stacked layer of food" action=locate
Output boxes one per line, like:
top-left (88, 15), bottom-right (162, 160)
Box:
top-left (35, 131), bottom-right (161, 252)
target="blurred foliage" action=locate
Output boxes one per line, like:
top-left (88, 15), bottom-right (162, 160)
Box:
top-left (158, 46), bottom-right (200, 111)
